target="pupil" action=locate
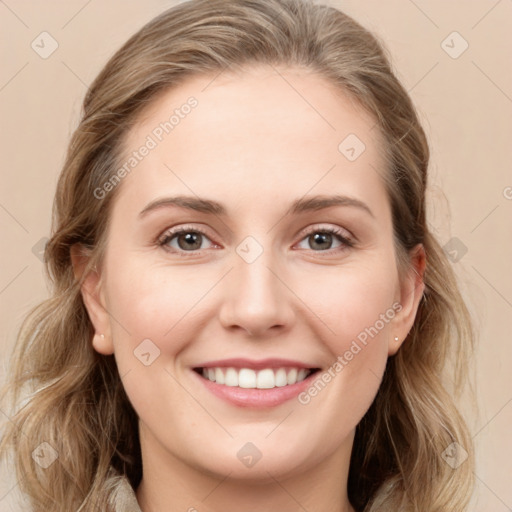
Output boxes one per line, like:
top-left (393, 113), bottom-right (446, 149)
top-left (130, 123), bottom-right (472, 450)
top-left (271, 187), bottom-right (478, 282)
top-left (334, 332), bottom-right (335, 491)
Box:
top-left (311, 233), bottom-right (331, 250)
top-left (179, 232), bottom-right (201, 250)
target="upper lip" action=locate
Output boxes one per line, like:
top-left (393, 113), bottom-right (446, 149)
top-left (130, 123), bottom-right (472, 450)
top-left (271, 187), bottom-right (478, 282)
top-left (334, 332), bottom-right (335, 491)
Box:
top-left (193, 358), bottom-right (320, 370)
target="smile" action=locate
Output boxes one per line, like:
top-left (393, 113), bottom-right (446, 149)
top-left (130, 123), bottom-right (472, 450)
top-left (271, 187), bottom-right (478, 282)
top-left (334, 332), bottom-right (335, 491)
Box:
top-left (194, 366), bottom-right (319, 389)
top-left (192, 365), bottom-right (321, 408)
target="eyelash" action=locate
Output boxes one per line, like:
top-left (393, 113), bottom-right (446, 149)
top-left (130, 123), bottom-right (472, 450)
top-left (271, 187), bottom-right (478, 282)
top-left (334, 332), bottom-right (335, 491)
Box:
top-left (157, 224), bottom-right (354, 256)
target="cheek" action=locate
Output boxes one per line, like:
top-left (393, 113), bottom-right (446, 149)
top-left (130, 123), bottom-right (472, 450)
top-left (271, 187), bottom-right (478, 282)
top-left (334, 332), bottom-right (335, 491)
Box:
top-left (106, 257), bottom-right (209, 333)
top-left (103, 262), bottom-right (210, 422)
top-left (291, 258), bottom-right (397, 414)
top-left (334, 276), bottom-right (396, 355)
top-left (103, 256), bottom-right (213, 380)
top-left (293, 257), bottom-right (398, 350)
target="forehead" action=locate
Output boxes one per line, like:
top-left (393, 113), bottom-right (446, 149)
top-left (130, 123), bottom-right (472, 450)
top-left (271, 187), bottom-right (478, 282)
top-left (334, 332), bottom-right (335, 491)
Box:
top-left (115, 65), bottom-right (389, 218)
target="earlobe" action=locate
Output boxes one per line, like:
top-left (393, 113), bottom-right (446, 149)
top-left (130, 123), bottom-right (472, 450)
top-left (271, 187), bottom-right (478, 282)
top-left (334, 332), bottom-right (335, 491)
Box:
top-left (70, 244), bottom-right (114, 355)
top-left (92, 332), bottom-right (114, 355)
top-left (388, 243), bottom-right (426, 356)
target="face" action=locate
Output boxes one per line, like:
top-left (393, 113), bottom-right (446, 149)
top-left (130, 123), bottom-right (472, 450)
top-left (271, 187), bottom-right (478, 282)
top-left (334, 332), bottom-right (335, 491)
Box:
top-left (79, 65), bottom-right (424, 482)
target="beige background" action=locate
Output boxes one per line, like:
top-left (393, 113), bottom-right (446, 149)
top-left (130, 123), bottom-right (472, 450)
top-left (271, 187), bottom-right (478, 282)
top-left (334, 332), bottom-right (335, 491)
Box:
top-left (1, 0), bottom-right (511, 510)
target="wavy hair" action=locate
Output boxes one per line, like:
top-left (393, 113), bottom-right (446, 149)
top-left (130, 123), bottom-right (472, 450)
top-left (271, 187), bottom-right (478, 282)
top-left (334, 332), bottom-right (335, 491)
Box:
top-left (1, 0), bottom-right (476, 510)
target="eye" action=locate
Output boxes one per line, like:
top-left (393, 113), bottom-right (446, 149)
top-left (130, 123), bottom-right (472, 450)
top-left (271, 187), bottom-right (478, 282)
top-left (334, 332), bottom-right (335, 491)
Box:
top-left (157, 226), bottom-right (216, 253)
top-left (295, 226), bottom-right (354, 252)
top-left (157, 224), bottom-right (354, 255)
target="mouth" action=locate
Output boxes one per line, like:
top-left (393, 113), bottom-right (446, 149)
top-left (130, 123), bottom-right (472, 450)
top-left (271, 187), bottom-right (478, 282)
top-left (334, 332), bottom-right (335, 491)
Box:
top-left (190, 357), bottom-right (323, 408)
top-left (193, 366), bottom-right (321, 389)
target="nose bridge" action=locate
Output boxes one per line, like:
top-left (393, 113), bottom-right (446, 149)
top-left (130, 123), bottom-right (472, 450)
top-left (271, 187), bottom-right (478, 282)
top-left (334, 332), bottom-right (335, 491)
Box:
top-left (218, 236), bottom-right (294, 335)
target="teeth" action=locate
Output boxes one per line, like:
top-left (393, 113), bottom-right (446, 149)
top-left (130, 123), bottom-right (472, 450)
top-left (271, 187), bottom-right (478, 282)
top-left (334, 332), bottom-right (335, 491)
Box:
top-left (225, 368), bottom-right (238, 387)
top-left (275, 368), bottom-right (288, 387)
top-left (239, 368), bottom-right (257, 388)
top-left (199, 367), bottom-right (313, 389)
top-left (256, 369), bottom-right (274, 389)
top-left (287, 368), bottom-right (298, 385)
top-left (215, 367), bottom-right (225, 385)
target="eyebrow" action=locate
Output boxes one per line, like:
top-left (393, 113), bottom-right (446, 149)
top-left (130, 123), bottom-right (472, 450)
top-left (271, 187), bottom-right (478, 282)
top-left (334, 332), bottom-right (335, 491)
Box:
top-left (139, 194), bottom-right (374, 219)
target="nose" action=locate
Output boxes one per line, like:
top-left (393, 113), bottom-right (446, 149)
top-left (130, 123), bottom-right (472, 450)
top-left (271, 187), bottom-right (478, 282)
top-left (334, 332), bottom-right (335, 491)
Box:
top-left (218, 249), bottom-right (295, 338)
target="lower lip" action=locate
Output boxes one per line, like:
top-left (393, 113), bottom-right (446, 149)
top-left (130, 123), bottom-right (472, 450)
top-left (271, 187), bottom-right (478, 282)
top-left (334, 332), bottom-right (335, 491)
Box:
top-left (191, 369), bottom-right (319, 408)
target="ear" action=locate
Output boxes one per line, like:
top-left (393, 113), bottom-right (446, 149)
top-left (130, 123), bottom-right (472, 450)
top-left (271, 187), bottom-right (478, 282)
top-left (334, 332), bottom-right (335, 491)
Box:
top-left (70, 244), bottom-right (114, 355)
top-left (388, 243), bottom-right (426, 356)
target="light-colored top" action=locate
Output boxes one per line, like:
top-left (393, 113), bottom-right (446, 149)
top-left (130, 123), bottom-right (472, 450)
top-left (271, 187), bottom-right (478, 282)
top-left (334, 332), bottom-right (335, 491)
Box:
top-left (107, 473), bottom-right (142, 511)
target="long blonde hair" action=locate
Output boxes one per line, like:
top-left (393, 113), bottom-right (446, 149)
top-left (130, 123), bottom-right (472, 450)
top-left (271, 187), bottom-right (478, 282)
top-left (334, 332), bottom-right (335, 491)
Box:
top-left (1, 0), bottom-right (476, 510)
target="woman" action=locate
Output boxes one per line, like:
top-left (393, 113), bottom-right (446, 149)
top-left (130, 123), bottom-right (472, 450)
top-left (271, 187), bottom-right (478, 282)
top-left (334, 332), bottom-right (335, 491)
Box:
top-left (0, 0), bottom-right (476, 510)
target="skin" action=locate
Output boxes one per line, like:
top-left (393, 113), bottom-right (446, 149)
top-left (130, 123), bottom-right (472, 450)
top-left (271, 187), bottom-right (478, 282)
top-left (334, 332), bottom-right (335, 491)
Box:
top-left (74, 65), bottom-right (425, 512)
